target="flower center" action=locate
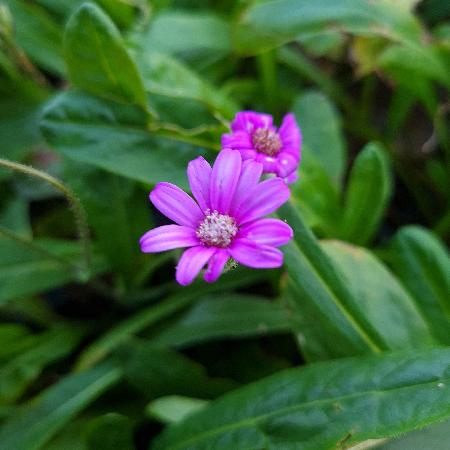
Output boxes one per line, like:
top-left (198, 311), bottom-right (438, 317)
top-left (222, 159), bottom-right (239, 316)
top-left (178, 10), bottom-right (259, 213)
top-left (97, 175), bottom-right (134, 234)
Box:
top-left (196, 210), bottom-right (238, 248)
top-left (252, 128), bottom-right (282, 156)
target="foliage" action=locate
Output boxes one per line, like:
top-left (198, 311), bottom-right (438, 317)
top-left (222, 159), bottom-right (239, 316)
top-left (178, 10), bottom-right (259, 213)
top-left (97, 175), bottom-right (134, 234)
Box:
top-left (0, 1), bottom-right (449, 449)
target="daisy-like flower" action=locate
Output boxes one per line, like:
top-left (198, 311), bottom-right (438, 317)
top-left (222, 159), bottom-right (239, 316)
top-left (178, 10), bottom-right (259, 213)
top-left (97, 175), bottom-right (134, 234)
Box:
top-left (221, 111), bottom-right (301, 183)
top-left (140, 149), bottom-right (293, 285)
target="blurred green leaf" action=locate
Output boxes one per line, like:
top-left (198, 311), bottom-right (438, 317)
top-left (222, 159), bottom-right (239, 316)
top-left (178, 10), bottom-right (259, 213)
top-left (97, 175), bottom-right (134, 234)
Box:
top-left (122, 341), bottom-right (235, 399)
top-left (340, 143), bottom-right (392, 245)
top-left (151, 294), bottom-right (290, 348)
top-left (141, 11), bottom-right (230, 65)
top-left (147, 396), bottom-right (209, 424)
top-left (279, 201), bottom-right (381, 360)
top-left (0, 327), bottom-right (83, 404)
top-left (293, 90), bottom-right (346, 184)
top-left (384, 226), bottom-right (450, 345)
top-left (40, 91), bottom-right (206, 188)
top-left (153, 347), bottom-right (450, 450)
top-left (64, 2), bottom-right (147, 109)
top-left (322, 240), bottom-right (434, 350)
top-left (0, 237), bottom-right (107, 305)
top-left (85, 413), bottom-right (134, 450)
top-left (3, 0), bottom-right (64, 74)
top-left (0, 361), bottom-right (121, 450)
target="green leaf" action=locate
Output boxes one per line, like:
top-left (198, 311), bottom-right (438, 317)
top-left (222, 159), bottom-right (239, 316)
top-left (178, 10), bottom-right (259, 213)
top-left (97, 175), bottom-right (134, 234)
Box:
top-left (0, 327), bottom-right (83, 404)
top-left (4, 0), bottom-right (64, 74)
top-left (40, 90), bottom-right (206, 188)
top-left (340, 142), bottom-right (392, 245)
top-left (290, 149), bottom-right (341, 237)
top-left (147, 396), bottom-right (209, 424)
top-left (64, 2), bottom-right (147, 109)
top-left (141, 11), bottom-right (231, 65)
top-left (322, 241), bottom-right (435, 351)
top-left (0, 237), bottom-right (107, 305)
top-left (279, 202), bottom-right (381, 360)
top-left (85, 413), bottom-right (134, 450)
top-left (152, 294), bottom-right (291, 348)
top-left (0, 361), bottom-right (121, 450)
top-left (153, 347), bottom-right (450, 450)
top-left (75, 269), bottom-right (265, 370)
top-left (292, 90), bottom-right (346, 184)
top-left (122, 341), bottom-right (235, 399)
top-left (384, 226), bottom-right (450, 345)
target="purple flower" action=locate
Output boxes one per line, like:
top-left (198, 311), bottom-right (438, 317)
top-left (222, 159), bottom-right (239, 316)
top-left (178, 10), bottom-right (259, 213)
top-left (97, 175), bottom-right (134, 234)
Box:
top-left (222, 111), bottom-right (301, 182)
top-left (140, 149), bottom-right (293, 286)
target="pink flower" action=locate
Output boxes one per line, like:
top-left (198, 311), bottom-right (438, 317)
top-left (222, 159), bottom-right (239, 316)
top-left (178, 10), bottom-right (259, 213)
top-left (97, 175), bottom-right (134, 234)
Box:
top-left (222, 111), bottom-right (301, 182)
top-left (140, 149), bottom-right (293, 286)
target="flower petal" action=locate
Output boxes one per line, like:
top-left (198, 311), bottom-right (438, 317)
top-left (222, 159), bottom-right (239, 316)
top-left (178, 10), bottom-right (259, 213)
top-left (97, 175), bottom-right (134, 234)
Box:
top-left (209, 149), bottom-right (242, 214)
top-left (140, 225), bottom-right (198, 253)
top-left (230, 160), bottom-right (263, 216)
top-left (176, 246), bottom-right (216, 286)
top-left (255, 153), bottom-right (279, 173)
top-left (238, 219), bottom-right (293, 247)
top-left (229, 239), bottom-right (283, 268)
top-left (231, 111), bottom-right (274, 133)
top-left (221, 131), bottom-right (252, 150)
top-left (276, 152), bottom-right (299, 178)
top-left (279, 113), bottom-right (301, 158)
top-left (150, 182), bottom-right (203, 228)
top-left (204, 249), bottom-right (229, 283)
top-left (187, 156), bottom-right (212, 213)
top-left (235, 178), bottom-right (290, 225)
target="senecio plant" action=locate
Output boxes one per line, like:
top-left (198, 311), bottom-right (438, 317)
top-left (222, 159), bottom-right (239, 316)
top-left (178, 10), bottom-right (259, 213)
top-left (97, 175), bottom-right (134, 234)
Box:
top-left (140, 112), bottom-right (301, 285)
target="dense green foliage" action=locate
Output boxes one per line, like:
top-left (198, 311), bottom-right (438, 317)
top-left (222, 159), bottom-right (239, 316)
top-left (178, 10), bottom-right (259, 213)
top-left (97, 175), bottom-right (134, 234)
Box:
top-left (0, 1), bottom-right (449, 449)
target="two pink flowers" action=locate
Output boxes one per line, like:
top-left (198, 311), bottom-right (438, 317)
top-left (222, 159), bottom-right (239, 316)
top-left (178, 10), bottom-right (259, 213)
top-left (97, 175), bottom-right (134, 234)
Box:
top-left (140, 111), bottom-right (302, 285)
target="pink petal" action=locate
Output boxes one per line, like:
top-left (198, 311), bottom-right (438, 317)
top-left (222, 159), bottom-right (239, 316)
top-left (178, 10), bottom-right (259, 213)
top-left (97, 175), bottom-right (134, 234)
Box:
top-left (176, 246), bottom-right (216, 286)
top-left (204, 249), bottom-right (229, 283)
top-left (255, 153), bottom-right (279, 173)
top-left (231, 111), bottom-right (274, 133)
top-left (229, 160), bottom-right (263, 216)
top-left (238, 219), bottom-right (293, 247)
top-left (140, 225), bottom-right (199, 253)
top-left (209, 149), bottom-right (242, 214)
top-left (275, 152), bottom-right (299, 178)
top-left (234, 178), bottom-right (290, 225)
top-left (187, 156), bottom-right (212, 213)
top-left (150, 182), bottom-right (203, 228)
top-left (221, 131), bottom-right (252, 150)
top-left (285, 171), bottom-right (298, 184)
top-left (229, 239), bottom-right (283, 268)
top-left (238, 148), bottom-right (258, 160)
top-left (279, 113), bottom-right (302, 159)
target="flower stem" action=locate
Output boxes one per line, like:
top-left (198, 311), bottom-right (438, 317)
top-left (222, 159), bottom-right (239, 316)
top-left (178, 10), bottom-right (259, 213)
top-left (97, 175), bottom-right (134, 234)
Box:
top-left (0, 158), bottom-right (91, 278)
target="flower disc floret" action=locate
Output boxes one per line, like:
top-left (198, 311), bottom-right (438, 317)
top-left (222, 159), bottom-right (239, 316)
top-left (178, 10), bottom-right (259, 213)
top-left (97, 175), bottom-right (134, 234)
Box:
top-left (252, 128), bottom-right (282, 156)
top-left (196, 210), bottom-right (238, 248)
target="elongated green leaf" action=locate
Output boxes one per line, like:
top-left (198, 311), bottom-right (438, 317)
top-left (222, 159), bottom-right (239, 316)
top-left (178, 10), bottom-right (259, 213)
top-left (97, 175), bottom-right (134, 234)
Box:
top-left (85, 413), bottom-right (134, 450)
top-left (0, 237), bottom-right (107, 304)
top-left (147, 396), bottom-right (209, 424)
top-left (154, 347), bottom-right (450, 450)
top-left (40, 91), bottom-right (206, 188)
top-left (75, 269), bottom-right (265, 370)
top-left (322, 240), bottom-right (434, 350)
top-left (340, 143), bottom-right (392, 245)
top-left (152, 295), bottom-right (290, 348)
top-left (64, 2), bottom-right (147, 109)
top-left (293, 90), bottom-right (346, 184)
top-left (0, 327), bottom-right (83, 404)
top-left (0, 361), bottom-right (121, 450)
top-left (279, 202), bottom-right (381, 359)
top-left (122, 341), bottom-right (234, 399)
top-left (384, 226), bottom-right (450, 344)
